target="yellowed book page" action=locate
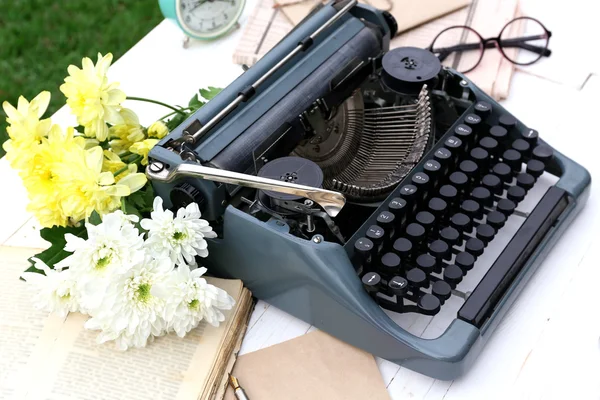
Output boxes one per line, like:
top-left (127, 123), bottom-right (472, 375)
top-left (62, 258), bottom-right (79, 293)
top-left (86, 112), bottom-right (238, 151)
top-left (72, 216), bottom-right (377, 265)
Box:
top-left (19, 278), bottom-right (243, 400)
top-left (0, 246), bottom-right (65, 399)
top-left (223, 330), bottom-right (391, 400)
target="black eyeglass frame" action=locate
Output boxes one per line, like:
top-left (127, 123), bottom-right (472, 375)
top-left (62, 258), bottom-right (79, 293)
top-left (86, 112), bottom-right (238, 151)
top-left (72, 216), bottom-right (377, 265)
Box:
top-left (428, 17), bottom-right (552, 74)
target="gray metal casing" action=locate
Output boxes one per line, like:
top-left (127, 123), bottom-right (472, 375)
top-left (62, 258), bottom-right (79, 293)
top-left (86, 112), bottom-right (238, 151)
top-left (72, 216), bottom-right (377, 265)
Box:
top-left (148, 2), bottom-right (591, 379)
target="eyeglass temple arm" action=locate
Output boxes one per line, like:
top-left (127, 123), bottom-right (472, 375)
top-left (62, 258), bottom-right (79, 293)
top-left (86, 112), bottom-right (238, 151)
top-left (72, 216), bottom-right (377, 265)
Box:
top-left (432, 35), bottom-right (551, 61)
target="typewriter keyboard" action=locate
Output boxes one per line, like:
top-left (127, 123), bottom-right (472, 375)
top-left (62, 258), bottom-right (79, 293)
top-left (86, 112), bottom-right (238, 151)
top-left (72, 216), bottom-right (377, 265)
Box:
top-left (350, 101), bottom-right (556, 322)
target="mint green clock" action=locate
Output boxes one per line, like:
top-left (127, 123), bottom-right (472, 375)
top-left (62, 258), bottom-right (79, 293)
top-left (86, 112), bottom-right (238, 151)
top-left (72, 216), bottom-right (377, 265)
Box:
top-left (159, 0), bottom-right (245, 41)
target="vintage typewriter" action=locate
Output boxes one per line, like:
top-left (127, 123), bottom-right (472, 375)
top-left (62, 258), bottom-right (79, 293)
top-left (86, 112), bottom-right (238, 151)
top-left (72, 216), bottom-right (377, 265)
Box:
top-left (147, 0), bottom-right (590, 379)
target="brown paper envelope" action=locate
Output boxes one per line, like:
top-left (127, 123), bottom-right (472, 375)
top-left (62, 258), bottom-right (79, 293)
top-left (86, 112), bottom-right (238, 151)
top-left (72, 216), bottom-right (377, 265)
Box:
top-left (224, 330), bottom-right (390, 400)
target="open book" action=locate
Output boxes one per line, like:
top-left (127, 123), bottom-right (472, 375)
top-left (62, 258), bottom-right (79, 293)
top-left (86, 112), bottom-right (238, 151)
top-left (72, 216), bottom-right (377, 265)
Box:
top-left (0, 246), bottom-right (253, 400)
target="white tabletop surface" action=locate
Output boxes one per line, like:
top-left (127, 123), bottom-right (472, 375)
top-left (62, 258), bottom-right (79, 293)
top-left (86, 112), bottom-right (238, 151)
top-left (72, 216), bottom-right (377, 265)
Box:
top-left (1, 0), bottom-right (599, 398)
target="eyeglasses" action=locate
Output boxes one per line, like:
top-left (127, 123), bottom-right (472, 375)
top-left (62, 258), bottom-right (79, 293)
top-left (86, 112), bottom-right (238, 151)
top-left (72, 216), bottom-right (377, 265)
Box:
top-left (428, 17), bottom-right (552, 73)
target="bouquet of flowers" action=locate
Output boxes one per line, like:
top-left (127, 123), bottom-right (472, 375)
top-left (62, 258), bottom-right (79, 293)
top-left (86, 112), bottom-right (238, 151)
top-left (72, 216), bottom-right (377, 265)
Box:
top-left (3, 53), bottom-right (234, 350)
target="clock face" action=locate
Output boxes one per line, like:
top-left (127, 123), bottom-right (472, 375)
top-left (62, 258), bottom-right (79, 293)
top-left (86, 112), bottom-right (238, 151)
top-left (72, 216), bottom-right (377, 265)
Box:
top-left (177, 0), bottom-right (243, 38)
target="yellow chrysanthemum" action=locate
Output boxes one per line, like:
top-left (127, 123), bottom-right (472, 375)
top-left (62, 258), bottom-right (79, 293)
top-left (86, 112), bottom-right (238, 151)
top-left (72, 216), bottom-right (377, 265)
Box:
top-left (60, 53), bottom-right (126, 141)
top-left (108, 108), bottom-right (145, 153)
top-left (21, 125), bottom-right (87, 227)
top-left (18, 124), bottom-right (146, 228)
top-left (55, 146), bottom-right (147, 223)
top-left (129, 139), bottom-right (159, 165)
top-left (102, 150), bottom-right (138, 182)
top-left (2, 91), bottom-right (52, 170)
top-left (147, 121), bottom-right (169, 139)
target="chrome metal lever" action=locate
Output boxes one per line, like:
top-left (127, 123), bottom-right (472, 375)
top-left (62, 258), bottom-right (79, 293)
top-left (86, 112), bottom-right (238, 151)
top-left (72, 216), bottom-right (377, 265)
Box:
top-left (147, 161), bottom-right (346, 217)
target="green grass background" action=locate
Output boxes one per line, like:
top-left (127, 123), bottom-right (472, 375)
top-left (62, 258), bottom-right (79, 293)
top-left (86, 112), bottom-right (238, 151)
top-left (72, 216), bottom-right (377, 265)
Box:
top-left (0, 0), bottom-right (163, 158)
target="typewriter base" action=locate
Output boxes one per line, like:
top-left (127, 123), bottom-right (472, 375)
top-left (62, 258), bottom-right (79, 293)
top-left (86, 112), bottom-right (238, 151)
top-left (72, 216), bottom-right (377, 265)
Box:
top-left (203, 150), bottom-right (589, 380)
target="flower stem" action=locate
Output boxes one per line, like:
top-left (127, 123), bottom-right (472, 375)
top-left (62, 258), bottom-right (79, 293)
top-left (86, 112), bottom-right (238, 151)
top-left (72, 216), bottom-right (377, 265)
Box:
top-left (113, 156), bottom-right (143, 177)
top-left (126, 96), bottom-right (185, 115)
top-left (158, 107), bottom-right (192, 121)
top-left (121, 197), bottom-right (127, 213)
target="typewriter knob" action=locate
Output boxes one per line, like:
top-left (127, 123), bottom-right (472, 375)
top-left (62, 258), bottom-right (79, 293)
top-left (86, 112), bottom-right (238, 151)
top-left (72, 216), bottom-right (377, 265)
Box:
top-left (170, 182), bottom-right (206, 212)
top-left (382, 10), bottom-right (398, 38)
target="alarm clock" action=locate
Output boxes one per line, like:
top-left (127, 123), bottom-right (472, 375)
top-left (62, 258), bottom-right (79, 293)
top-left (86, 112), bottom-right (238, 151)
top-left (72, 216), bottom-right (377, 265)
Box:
top-left (159, 0), bottom-right (246, 41)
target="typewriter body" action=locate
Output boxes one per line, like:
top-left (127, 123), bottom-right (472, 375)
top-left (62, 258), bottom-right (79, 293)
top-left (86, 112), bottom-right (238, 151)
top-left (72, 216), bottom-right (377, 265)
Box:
top-left (147, 0), bottom-right (590, 380)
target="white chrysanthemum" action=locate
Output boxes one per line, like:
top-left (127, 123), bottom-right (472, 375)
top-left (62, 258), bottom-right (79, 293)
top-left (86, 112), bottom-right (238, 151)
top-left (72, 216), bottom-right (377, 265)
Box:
top-left (56, 211), bottom-right (144, 311)
top-left (154, 264), bottom-right (235, 337)
top-left (141, 197), bottom-right (217, 266)
top-left (21, 258), bottom-right (80, 317)
top-left (85, 255), bottom-right (172, 350)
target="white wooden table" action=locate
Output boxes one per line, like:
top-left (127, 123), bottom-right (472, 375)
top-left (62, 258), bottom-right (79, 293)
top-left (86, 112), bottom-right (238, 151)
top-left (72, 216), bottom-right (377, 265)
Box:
top-left (2, 0), bottom-right (599, 398)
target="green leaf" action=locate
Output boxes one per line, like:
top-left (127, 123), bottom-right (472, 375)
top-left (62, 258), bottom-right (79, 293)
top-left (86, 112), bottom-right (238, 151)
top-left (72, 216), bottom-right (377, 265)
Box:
top-left (188, 93), bottom-right (206, 109)
top-left (23, 225), bottom-right (88, 276)
top-left (88, 210), bottom-right (102, 226)
top-left (166, 113), bottom-right (187, 131)
top-left (199, 86), bottom-right (222, 102)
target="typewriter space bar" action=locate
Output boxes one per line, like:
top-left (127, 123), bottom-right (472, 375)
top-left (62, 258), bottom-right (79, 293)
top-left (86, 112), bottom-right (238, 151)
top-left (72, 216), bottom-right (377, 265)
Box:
top-left (458, 186), bottom-right (569, 328)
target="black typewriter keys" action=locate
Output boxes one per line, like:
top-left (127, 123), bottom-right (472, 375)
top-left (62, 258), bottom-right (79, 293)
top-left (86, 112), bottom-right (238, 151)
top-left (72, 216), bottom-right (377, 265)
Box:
top-left (439, 184), bottom-right (458, 206)
top-left (399, 184), bottom-right (418, 202)
top-left (471, 186), bottom-right (493, 208)
top-left (406, 223), bottom-right (426, 245)
top-left (354, 238), bottom-right (374, 261)
top-left (482, 174), bottom-right (502, 195)
top-left (465, 237), bottom-right (485, 257)
top-left (393, 237), bottom-right (412, 259)
top-left (459, 160), bottom-right (479, 177)
top-left (507, 185), bottom-right (526, 203)
top-left (388, 197), bottom-right (407, 219)
top-left (502, 149), bottom-right (522, 172)
top-left (479, 137), bottom-right (499, 158)
top-left (416, 254), bottom-right (437, 274)
top-left (521, 128), bottom-right (539, 146)
top-left (434, 147), bottom-right (452, 166)
top-left (455, 251), bottom-right (475, 271)
top-left (516, 172), bottom-right (535, 191)
top-left (489, 125), bottom-right (508, 143)
top-left (440, 227), bottom-right (460, 247)
top-left (362, 272), bottom-right (381, 293)
top-left (526, 159), bottom-right (545, 178)
top-left (445, 136), bottom-right (463, 152)
top-left (388, 276), bottom-right (409, 296)
top-left (449, 171), bottom-right (469, 193)
top-left (474, 101), bottom-right (492, 118)
top-left (418, 293), bottom-right (441, 315)
top-left (532, 144), bottom-right (553, 165)
top-left (423, 160), bottom-right (442, 180)
top-left (377, 211), bottom-right (396, 230)
top-left (366, 225), bottom-right (385, 245)
top-left (428, 197), bottom-right (448, 219)
top-left (406, 268), bottom-right (428, 288)
top-left (493, 162), bottom-right (512, 182)
top-left (476, 224), bottom-right (496, 244)
top-left (486, 210), bottom-right (506, 230)
top-left (416, 211), bottom-right (435, 233)
top-left (461, 199), bottom-right (482, 220)
top-left (499, 114), bottom-right (517, 131)
top-left (464, 113), bottom-right (482, 127)
top-left (412, 172), bottom-right (430, 190)
top-left (443, 264), bottom-right (464, 287)
top-left (512, 139), bottom-right (531, 157)
top-left (380, 252), bottom-right (401, 272)
top-left (470, 147), bottom-right (490, 170)
top-left (432, 280), bottom-right (452, 301)
top-left (454, 124), bottom-right (473, 143)
top-left (429, 240), bottom-right (450, 261)
top-left (451, 212), bottom-right (472, 234)
top-left (497, 198), bottom-right (517, 217)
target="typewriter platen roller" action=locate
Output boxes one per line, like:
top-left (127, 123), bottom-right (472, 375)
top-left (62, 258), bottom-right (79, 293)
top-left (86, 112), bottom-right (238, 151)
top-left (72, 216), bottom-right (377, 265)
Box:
top-left (147, 0), bottom-right (590, 380)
